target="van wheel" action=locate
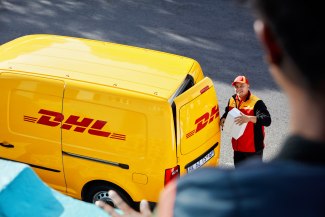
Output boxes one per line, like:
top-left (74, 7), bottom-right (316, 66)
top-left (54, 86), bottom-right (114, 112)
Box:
top-left (83, 184), bottom-right (134, 209)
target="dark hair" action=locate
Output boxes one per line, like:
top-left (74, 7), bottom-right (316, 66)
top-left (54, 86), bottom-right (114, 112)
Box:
top-left (249, 0), bottom-right (325, 92)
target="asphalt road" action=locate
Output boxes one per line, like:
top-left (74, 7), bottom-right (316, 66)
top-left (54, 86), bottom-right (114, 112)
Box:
top-left (0, 0), bottom-right (290, 167)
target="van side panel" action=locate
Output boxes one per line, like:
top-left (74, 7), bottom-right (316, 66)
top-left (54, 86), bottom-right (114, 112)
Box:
top-left (0, 73), bottom-right (66, 192)
top-left (62, 81), bottom-right (175, 202)
top-left (0, 35), bottom-right (221, 205)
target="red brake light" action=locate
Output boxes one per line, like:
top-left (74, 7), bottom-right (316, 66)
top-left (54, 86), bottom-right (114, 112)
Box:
top-left (164, 165), bottom-right (180, 186)
top-left (200, 85), bottom-right (210, 94)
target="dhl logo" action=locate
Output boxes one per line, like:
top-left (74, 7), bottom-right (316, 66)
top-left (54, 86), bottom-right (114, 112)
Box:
top-left (24, 109), bottom-right (126, 141)
top-left (186, 105), bottom-right (219, 139)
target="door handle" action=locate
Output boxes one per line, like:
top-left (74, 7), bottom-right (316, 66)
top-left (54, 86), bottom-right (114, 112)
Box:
top-left (0, 143), bottom-right (14, 148)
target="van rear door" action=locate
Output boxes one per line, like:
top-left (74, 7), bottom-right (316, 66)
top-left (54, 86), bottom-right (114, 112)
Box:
top-left (173, 77), bottom-right (220, 174)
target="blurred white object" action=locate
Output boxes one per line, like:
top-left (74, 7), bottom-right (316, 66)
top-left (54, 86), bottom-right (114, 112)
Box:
top-left (223, 108), bottom-right (247, 139)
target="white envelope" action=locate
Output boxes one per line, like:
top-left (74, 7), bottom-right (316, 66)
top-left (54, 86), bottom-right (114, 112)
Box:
top-left (223, 108), bottom-right (247, 139)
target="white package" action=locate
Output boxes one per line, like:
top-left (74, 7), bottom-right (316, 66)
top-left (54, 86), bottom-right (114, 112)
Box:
top-left (223, 108), bottom-right (247, 139)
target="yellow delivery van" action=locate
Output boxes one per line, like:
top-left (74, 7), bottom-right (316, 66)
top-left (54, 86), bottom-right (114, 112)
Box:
top-left (0, 34), bottom-right (221, 208)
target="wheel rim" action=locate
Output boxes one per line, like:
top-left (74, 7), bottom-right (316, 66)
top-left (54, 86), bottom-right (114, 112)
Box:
top-left (92, 190), bottom-right (115, 207)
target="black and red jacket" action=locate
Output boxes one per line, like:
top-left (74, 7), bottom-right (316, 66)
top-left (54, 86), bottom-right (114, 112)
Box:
top-left (221, 91), bottom-right (271, 152)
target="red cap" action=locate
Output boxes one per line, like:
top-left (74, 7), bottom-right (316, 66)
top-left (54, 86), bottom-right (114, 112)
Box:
top-left (232, 75), bottom-right (249, 86)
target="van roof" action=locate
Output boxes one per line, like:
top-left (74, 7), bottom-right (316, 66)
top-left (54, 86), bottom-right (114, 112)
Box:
top-left (0, 34), bottom-right (196, 100)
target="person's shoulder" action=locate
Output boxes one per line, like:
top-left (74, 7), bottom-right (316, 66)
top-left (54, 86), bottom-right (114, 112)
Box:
top-left (234, 159), bottom-right (325, 186)
top-left (249, 94), bottom-right (269, 109)
top-left (175, 162), bottom-right (270, 192)
top-left (173, 163), bottom-right (281, 217)
top-left (174, 161), bottom-right (325, 217)
top-left (248, 93), bottom-right (262, 103)
top-left (178, 159), bottom-right (325, 187)
top-left (173, 167), bottom-right (238, 217)
top-left (177, 167), bottom-right (231, 187)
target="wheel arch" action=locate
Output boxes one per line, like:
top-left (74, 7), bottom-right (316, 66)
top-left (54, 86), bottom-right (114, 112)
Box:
top-left (81, 179), bottom-right (133, 203)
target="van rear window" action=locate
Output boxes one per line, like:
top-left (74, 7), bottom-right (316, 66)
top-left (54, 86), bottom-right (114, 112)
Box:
top-left (169, 75), bottom-right (194, 104)
top-left (171, 75), bottom-right (194, 137)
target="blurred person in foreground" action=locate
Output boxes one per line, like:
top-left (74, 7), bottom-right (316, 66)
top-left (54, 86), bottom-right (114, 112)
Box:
top-left (96, 0), bottom-right (325, 216)
top-left (220, 75), bottom-right (271, 167)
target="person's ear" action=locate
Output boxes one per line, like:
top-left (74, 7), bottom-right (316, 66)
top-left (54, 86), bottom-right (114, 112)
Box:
top-left (254, 20), bottom-right (283, 65)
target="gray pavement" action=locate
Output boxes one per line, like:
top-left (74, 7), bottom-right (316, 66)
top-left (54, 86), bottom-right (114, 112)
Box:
top-left (0, 0), bottom-right (290, 167)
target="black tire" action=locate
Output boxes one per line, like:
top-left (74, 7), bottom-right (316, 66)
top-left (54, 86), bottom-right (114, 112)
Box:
top-left (83, 183), bottom-right (134, 209)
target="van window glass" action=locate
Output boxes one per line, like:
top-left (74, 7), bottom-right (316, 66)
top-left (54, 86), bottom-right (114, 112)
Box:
top-left (171, 74), bottom-right (194, 137)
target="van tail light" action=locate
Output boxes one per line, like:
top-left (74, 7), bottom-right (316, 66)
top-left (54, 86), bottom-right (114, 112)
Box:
top-left (200, 85), bottom-right (210, 94)
top-left (164, 165), bottom-right (180, 186)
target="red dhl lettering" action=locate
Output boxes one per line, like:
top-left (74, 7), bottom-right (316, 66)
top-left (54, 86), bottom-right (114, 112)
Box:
top-left (186, 105), bottom-right (219, 139)
top-left (24, 109), bottom-right (126, 141)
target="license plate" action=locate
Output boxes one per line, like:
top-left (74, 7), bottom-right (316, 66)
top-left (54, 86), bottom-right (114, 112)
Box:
top-left (187, 149), bottom-right (215, 173)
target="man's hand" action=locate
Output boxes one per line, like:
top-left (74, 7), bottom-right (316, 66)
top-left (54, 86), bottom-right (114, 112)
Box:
top-left (234, 113), bottom-right (256, 125)
top-left (95, 190), bottom-right (153, 217)
top-left (220, 117), bottom-right (226, 130)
